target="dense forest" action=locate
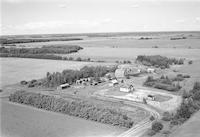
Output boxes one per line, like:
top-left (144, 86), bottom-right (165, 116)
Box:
top-left (9, 90), bottom-right (134, 128)
top-left (0, 38), bottom-right (83, 44)
top-left (136, 55), bottom-right (184, 69)
top-left (42, 65), bottom-right (117, 87)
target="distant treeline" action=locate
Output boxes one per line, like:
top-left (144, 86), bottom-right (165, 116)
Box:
top-left (136, 55), bottom-right (184, 69)
top-left (0, 45), bottom-right (83, 54)
top-left (0, 38), bottom-right (83, 44)
top-left (9, 90), bottom-right (133, 128)
top-left (170, 37), bottom-right (187, 40)
top-left (0, 53), bottom-right (98, 63)
top-left (42, 66), bottom-right (117, 87)
top-left (0, 53), bottom-right (63, 60)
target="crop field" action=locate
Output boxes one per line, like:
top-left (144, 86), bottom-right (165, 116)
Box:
top-left (0, 58), bottom-right (114, 88)
top-left (66, 47), bottom-right (200, 61)
top-left (0, 58), bottom-right (90, 88)
top-left (0, 99), bottom-right (125, 137)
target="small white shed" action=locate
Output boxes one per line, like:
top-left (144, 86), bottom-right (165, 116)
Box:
top-left (57, 83), bottom-right (70, 90)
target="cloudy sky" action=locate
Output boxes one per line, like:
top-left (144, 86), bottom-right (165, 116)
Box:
top-left (1, 0), bottom-right (200, 35)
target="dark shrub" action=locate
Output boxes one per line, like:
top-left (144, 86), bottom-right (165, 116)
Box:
top-left (150, 116), bottom-right (155, 121)
top-left (68, 57), bottom-right (74, 60)
top-left (162, 112), bottom-right (171, 121)
top-left (28, 83), bottom-right (35, 88)
top-left (193, 82), bottom-right (200, 90)
top-left (162, 130), bottom-right (171, 135)
top-left (152, 121), bottom-right (163, 132)
top-left (20, 80), bottom-right (28, 85)
top-left (76, 57), bottom-right (82, 61)
top-left (147, 129), bottom-right (156, 136)
top-left (188, 60), bottom-right (193, 65)
top-left (30, 79), bottom-right (37, 84)
top-left (183, 75), bottom-right (190, 78)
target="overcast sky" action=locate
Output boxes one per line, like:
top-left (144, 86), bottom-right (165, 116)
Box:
top-left (1, 0), bottom-right (200, 35)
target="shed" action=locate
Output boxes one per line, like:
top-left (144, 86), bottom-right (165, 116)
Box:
top-left (147, 95), bottom-right (155, 101)
top-left (109, 79), bottom-right (118, 86)
top-left (147, 68), bottom-right (155, 73)
top-left (57, 83), bottom-right (70, 90)
top-left (120, 85), bottom-right (134, 93)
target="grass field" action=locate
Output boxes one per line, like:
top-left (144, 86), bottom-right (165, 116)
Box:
top-left (0, 58), bottom-right (114, 88)
top-left (0, 99), bottom-right (126, 137)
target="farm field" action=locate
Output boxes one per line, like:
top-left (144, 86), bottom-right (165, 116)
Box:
top-left (1, 31), bottom-right (200, 137)
top-left (11, 38), bottom-right (200, 61)
top-left (0, 99), bottom-right (125, 137)
top-left (0, 58), bottom-right (114, 88)
top-left (66, 47), bottom-right (200, 61)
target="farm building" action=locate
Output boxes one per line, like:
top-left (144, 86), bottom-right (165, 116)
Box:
top-left (147, 68), bottom-right (155, 73)
top-left (109, 79), bottom-right (118, 86)
top-left (57, 83), bottom-right (70, 90)
top-left (76, 78), bottom-right (92, 85)
top-left (120, 85), bottom-right (134, 93)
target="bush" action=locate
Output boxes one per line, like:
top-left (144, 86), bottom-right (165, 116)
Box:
top-left (183, 75), bottom-right (190, 78)
top-left (152, 121), bottom-right (163, 132)
top-left (150, 116), bottom-right (155, 121)
top-left (20, 80), bottom-right (28, 85)
top-left (162, 112), bottom-right (171, 121)
top-left (76, 57), bottom-right (82, 61)
top-left (28, 83), bottom-right (35, 88)
top-left (188, 60), bottom-right (193, 65)
top-left (68, 57), bottom-right (74, 60)
top-left (162, 130), bottom-right (171, 135)
top-left (147, 129), bottom-right (156, 136)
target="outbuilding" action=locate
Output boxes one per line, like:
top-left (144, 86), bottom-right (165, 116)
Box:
top-left (147, 95), bottom-right (155, 101)
top-left (57, 83), bottom-right (70, 90)
top-left (147, 68), bottom-right (155, 73)
top-left (109, 79), bottom-right (118, 86)
top-left (120, 85), bottom-right (134, 93)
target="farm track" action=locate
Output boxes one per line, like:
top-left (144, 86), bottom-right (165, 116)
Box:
top-left (58, 92), bottom-right (161, 137)
top-left (92, 94), bottom-right (161, 137)
top-left (2, 88), bottom-right (160, 137)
